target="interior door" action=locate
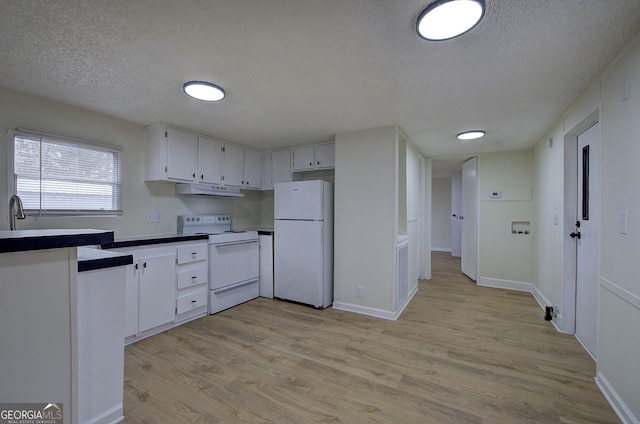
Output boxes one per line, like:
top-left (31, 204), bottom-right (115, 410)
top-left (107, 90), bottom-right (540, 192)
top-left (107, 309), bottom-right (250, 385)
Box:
top-left (451, 173), bottom-right (462, 257)
top-left (461, 157), bottom-right (477, 280)
top-left (574, 121), bottom-right (601, 358)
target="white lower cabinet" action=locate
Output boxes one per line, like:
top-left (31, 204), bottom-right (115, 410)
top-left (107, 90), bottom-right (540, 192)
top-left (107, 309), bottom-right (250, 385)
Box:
top-left (175, 243), bottom-right (208, 323)
top-left (77, 264), bottom-right (127, 424)
top-left (116, 240), bottom-right (208, 344)
top-left (123, 248), bottom-right (176, 339)
top-left (137, 253), bottom-right (177, 333)
top-left (259, 234), bottom-right (274, 298)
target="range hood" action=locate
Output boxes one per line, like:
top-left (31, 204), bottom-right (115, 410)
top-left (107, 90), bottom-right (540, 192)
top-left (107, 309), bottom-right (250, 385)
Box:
top-left (175, 183), bottom-right (244, 197)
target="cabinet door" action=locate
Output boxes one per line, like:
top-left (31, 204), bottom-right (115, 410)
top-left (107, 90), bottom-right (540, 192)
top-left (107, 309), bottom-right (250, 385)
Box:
top-left (315, 143), bottom-right (335, 169)
top-left (124, 263), bottom-right (139, 338)
top-left (223, 143), bottom-right (245, 186)
top-left (166, 127), bottom-right (197, 181)
top-left (292, 146), bottom-right (315, 171)
top-left (197, 136), bottom-right (224, 184)
top-left (138, 253), bottom-right (177, 333)
top-left (243, 148), bottom-right (262, 188)
top-left (272, 149), bottom-right (292, 185)
top-left (261, 152), bottom-right (272, 190)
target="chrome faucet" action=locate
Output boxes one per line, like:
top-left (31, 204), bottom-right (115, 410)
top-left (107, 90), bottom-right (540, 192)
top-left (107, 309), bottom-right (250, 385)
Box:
top-left (9, 194), bottom-right (26, 230)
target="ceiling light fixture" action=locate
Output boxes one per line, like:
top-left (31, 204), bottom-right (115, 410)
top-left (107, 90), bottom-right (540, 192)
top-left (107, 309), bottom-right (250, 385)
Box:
top-left (457, 130), bottom-right (485, 140)
top-left (183, 81), bottom-right (225, 102)
top-left (416, 0), bottom-right (485, 41)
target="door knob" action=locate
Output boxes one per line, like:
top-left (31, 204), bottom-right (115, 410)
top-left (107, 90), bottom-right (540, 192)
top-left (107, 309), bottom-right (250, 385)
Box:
top-left (570, 232), bottom-right (581, 239)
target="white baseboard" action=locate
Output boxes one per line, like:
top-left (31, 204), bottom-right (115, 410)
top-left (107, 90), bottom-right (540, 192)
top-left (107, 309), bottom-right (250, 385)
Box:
top-left (333, 285), bottom-right (418, 321)
top-left (431, 247), bottom-right (452, 252)
top-left (477, 276), bottom-right (534, 292)
top-left (596, 371), bottom-right (639, 424)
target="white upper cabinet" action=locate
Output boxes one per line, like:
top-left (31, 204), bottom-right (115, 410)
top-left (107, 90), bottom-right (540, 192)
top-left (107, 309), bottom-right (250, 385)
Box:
top-left (223, 144), bottom-right (262, 189)
top-left (272, 149), bottom-right (292, 185)
top-left (243, 148), bottom-right (262, 189)
top-left (197, 136), bottom-right (224, 184)
top-left (315, 142), bottom-right (335, 169)
top-left (145, 123), bottom-right (331, 190)
top-left (223, 143), bottom-right (245, 187)
top-left (292, 142), bottom-right (335, 171)
top-left (292, 145), bottom-right (316, 171)
top-left (145, 123), bottom-right (197, 182)
top-left (261, 149), bottom-right (292, 190)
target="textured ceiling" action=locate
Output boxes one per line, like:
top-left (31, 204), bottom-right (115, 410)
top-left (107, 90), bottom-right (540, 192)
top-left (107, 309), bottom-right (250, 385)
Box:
top-left (2, 0), bottom-right (640, 161)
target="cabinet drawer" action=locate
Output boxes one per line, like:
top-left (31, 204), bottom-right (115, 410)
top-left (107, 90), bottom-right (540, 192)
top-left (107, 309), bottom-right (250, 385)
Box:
top-left (177, 243), bottom-right (208, 264)
top-left (177, 264), bottom-right (208, 289)
top-left (177, 287), bottom-right (208, 315)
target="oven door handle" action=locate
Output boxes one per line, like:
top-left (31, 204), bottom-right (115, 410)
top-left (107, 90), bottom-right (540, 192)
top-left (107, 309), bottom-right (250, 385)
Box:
top-left (213, 240), bottom-right (259, 248)
top-left (213, 278), bottom-right (258, 294)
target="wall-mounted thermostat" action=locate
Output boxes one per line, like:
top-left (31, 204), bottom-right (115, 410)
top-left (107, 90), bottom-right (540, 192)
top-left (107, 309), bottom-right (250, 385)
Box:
top-left (489, 190), bottom-right (502, 199)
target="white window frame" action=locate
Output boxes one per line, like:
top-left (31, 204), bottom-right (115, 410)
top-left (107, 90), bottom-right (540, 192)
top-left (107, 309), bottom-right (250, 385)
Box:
top-left (8, 129), bottom-right (123, 216)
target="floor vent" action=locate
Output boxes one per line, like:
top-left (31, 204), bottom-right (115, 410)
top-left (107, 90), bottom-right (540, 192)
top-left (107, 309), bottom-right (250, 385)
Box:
top-left (396, 240), bottom-right (409, 310)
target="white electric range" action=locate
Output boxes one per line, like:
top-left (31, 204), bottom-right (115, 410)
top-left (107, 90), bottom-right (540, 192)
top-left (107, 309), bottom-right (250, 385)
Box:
top-left (178, 215), bottom-right (259, 314)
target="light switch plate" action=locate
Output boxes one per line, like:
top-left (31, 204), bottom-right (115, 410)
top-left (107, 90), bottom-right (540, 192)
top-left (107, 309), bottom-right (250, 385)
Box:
top-left (620, 211), bottom-right (628, 235)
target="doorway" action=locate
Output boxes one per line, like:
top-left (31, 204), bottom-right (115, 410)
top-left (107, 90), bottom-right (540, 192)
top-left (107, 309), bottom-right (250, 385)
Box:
top-left (461, 157), bottom-right (477, 281)
top-left (562, 109), bottom-right (601, 359)
top-left (575, 121), bottom-right (601, 358)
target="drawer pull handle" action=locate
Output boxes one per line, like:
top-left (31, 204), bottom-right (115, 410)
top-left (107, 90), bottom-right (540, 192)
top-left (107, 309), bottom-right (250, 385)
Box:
top-left (191, 300), bottom-right (197, 303)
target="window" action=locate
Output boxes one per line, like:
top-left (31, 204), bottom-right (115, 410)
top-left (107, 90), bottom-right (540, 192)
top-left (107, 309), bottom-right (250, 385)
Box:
top-left (12, 130), bottom-right (122, 215)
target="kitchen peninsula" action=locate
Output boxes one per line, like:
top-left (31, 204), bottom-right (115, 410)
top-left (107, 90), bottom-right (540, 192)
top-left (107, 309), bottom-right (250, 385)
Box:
top-left (0, 229), bottom-right (131, 424)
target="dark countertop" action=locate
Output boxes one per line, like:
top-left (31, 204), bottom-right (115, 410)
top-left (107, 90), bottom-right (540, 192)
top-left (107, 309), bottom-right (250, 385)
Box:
top-left (77, 247), bottom-right (133, 272)
top-left (103, 233), bottom-right (209, 249)
top-left (0, 229), bottom-right (114, 253)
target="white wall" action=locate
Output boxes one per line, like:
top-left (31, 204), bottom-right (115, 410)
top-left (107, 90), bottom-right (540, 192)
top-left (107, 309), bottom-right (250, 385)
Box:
top-left (406, 142), bottom-right (419, 292)
top-left (0, 86), bottom-right (263, 237)
top-left (431, 177), bottom-right (452, 251)
top-left (334, 126), bottom-right (398, 314)
top-left (533, 31), bottom-right (640, 423)
top-left (477, 150), bottom-right (534, 287)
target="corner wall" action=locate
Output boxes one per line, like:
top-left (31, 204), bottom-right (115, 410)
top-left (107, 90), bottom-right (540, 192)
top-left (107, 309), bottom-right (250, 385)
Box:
top-left (333, 126), bottom-right (398, 316)
top-left (533, 31), bottom-right (640, 423)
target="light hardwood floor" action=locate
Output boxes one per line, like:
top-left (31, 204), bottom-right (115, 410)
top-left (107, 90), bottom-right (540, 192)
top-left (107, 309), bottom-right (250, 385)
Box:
top-left (123, 252), bottom-right (619, 423)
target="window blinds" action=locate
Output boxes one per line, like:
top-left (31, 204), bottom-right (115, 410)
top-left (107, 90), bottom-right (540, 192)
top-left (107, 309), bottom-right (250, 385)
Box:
top-left (13, 131), bottom-right (122, 215)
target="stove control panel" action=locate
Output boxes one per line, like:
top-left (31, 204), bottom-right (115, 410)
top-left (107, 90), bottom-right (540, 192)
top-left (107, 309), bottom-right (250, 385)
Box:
top-left (178, 214), bottom-right (231, 234)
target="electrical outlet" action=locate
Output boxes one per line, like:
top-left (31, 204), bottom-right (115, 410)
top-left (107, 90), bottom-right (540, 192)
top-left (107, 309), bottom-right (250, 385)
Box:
top-left (155, 211), bottom-right (163, 223)
top-left (356, 285), bottom-right (364, 298)
top-left (146, 211), bottom-right (154, 223)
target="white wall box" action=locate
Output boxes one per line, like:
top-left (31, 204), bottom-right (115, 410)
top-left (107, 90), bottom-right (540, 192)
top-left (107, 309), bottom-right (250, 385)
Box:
top-left (145, 123), bottom-right (198, 182)
top-left (292, 142), bottom-right (335, 171)
top-left (511, 221), bottom-right (531, 235)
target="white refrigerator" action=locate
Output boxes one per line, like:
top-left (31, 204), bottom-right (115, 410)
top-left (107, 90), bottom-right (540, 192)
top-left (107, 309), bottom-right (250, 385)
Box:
top-left (274, 180), bottom-right (333, 308)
